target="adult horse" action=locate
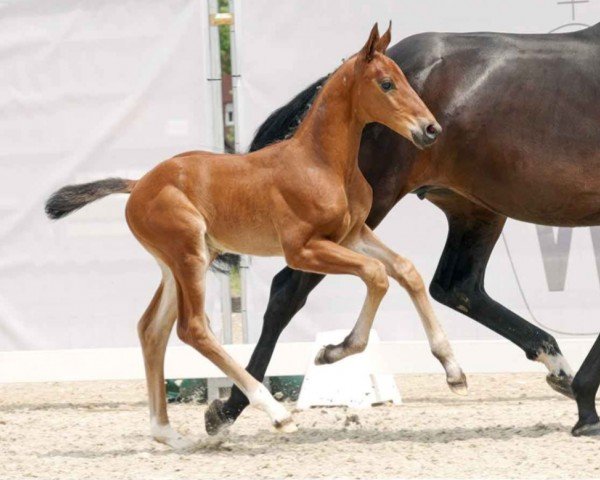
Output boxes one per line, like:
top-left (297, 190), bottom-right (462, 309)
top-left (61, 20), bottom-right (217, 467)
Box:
top-left (209, 23), bottom-right (600, 437)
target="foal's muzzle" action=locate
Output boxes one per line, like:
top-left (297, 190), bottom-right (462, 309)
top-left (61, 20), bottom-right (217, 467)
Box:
top-left (412, 121), bottom-right (442, 149)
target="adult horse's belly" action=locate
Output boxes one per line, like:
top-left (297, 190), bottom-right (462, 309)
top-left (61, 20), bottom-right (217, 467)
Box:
top-left (434, 34), bottom-right (600, 227)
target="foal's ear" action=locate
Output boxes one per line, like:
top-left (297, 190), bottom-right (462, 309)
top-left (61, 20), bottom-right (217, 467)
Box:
top-left (376, 21), bottom-right (392, 53)
top-left (360, 23), bottom-right (380, 63)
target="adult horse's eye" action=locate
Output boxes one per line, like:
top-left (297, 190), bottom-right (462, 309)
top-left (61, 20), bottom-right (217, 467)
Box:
top-left (380, 79), bottom-right (395, 92)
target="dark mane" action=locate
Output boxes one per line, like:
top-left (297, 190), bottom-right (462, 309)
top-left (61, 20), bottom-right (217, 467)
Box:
top-left (249, 76), bottom-right (328, 152)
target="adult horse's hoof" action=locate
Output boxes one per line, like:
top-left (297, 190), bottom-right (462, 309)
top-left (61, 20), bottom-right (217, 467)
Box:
top-left (546, 373), bottom-right (575, 400)
top-left (205, 399), bottom-right (234, 436)
top-left (572, 420), bottom-right (600, 437)
top-left (447, 371), bottom-right (468, 396)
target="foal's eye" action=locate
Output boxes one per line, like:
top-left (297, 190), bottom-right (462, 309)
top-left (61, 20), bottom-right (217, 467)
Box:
top-left (380, 79), bottom-right (395, 92)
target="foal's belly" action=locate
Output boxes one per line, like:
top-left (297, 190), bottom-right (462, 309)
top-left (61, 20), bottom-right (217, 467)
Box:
top-left (206, 218), bottom-right (284, 257)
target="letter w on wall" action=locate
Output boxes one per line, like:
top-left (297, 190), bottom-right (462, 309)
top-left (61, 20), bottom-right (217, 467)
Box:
top-left (537, 226), bottom-right (600, 291)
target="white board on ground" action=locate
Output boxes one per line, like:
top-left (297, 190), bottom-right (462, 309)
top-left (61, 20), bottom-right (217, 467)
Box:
top-left (297, 330), bottom-right (401, 409)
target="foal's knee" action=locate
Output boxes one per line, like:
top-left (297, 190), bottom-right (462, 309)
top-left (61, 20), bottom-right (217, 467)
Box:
top-left (361, 259), bottom-right (389, 295)
top-left (393, 258), bottom-right (424, 293)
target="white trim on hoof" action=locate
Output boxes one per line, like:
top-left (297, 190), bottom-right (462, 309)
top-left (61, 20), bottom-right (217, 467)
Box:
top-left (572, 421), bottom-right (600, 437)
top-left (537, 352), bottom-right (575, 398)
top-left (247, 384), bottom-right (297, 433)
top-left (537, 351), bottom-right (574, 377)
top-left (151, 420), bottom-right (195, 450)
top-left (545, 373), bottom-right (575, 399)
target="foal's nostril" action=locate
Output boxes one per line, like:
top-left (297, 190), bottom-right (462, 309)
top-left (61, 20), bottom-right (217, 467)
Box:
top-left (425, 124), bottom-right (439, 139)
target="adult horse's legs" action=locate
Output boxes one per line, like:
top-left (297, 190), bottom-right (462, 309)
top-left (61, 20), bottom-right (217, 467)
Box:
top-left (427, 191), bottom-right (574, 395)
top-left (205, 268), bottom-right (324, 435)
top-left (572, 333), bottom-right (600, 435)
top-left (352, 225), bottom-right (466, 393)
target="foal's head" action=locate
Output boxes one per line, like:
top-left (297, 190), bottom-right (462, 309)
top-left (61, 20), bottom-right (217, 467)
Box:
top-left (351, 23), bottom-right (441, 149)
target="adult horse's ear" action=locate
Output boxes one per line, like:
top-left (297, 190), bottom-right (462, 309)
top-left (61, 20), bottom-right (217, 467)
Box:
top-left (376, 21), bottom-right (392, 53)
top-left (361, 23), bottom-right (380, 62)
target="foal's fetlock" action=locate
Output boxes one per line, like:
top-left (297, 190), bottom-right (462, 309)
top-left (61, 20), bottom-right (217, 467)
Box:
top-left (440, 358), bottom-right (468, 395)
top-left (249, 384), bottom-right (298, 433)
top-left (273, 412), bottom-right (298, 433)
top-left (314, 344), bottom-right (337, 365)
top-left (446, 368), bottom-right (468, 396)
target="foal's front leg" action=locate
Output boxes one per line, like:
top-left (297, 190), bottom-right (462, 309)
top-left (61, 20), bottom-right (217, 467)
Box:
top-left (352, 225), bottom-right (467, 394)
top-left (284, 238), bottom-right (389, 364)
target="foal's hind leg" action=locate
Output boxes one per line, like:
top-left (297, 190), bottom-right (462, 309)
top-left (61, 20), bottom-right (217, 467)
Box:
top-left (352, 225), bottom-right (467, 394)
top-left (168, 221), bottom-right (295, 433)
top-left (571, 332), bottom-right (600, 436)
top-left (137, 262), bottom-right (193, 449)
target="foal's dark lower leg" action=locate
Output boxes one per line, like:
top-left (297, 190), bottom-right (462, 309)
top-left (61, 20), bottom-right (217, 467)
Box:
top-left (205, 268), bottom-right (324, 434)
top-left (572, 333), bottom-right (600, 436)
top-left (427, 194), bottom-right (573, 396)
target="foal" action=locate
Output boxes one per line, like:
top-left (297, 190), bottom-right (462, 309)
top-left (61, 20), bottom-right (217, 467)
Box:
top-left (45, 24), bottom-right (465, 446)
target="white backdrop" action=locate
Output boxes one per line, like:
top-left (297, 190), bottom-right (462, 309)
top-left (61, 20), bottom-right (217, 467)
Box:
top-left (235, 0), bottom-right (600, 346)
top-left (0, 0), bottom-right (225, 353)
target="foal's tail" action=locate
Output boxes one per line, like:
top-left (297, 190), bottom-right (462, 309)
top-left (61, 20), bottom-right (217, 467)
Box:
top-left (45, 178), bottom-right (136, 220)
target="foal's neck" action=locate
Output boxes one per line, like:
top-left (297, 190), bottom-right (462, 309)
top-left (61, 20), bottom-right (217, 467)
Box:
top-left (293, 61), bottom-right (365, 179)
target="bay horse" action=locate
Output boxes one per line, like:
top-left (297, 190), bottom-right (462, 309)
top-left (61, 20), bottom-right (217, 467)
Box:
top-left (45, 24), bottom-right (466, 448)
top-left (211, 23), bottom-right (600, 437)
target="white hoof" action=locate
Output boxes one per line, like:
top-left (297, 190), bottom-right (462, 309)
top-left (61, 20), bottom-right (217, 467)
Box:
top-left (274, 417), bottom-right (298, 433)
top-left (151, 423), bottom-right (196, 450)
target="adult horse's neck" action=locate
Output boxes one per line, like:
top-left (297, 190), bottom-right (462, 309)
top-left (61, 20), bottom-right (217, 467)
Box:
top-left (293, 61), bottom-right (365, 180)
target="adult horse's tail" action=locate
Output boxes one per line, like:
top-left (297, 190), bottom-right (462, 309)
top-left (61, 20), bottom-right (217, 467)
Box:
top-left (45, 178), bottom-right (136, 220)
top-left (249, 76), bottom-right (328, 152)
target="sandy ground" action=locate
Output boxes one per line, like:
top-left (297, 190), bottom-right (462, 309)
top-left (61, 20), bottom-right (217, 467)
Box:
top-left (0, 373), bottom-right (599, 480)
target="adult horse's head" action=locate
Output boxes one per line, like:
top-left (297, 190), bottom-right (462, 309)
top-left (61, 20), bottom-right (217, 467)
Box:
top-left (352, 23), bottom-right (441, 149)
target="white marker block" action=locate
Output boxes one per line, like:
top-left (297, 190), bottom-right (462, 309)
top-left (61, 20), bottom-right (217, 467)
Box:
top-left (297, 329), bottom-right (401, 409)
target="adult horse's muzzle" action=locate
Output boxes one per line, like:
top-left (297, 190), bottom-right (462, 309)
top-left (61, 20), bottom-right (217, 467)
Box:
top-left (411, 120), bottom-right (442, 149)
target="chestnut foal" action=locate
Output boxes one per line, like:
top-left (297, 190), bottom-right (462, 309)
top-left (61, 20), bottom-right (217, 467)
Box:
top-left (46, 24), bottom-right (465, 447)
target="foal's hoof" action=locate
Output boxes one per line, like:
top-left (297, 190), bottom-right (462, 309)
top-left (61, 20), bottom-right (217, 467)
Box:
top-left (546, 373), bottom-right (575, 400)
top-left (205, 399), bottom-right (234, 436)
top-left (572, 420), bottom-right (600, 437)
top-left (314, 345), bottom-right (335, 365)
top-left (447, 372), bottom-right (468, 396)
top-left (274, 415), bottom-right (298, 434)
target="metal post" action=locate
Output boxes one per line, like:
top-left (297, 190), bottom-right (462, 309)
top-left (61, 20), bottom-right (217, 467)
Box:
top-left (239, 255), bottom-right (250, 343)
top-left (207, 0), bottom-right (233, 343)
top-left (228, 0), bottom-right (241, 154)
top-left (228, 0), bottom-right (250, 343)
top-left (207, 0), bottom-right (225, 153)
top-left (219, 273), bottom-right (233, 343)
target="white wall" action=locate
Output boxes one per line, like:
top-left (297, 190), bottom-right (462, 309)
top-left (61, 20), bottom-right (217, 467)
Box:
top-left (0, 0), bottom-right (224, 353)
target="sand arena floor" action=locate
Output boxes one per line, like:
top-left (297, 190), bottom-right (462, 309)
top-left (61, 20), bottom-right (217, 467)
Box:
top-left (0, 373), bottom-right (599, 479)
